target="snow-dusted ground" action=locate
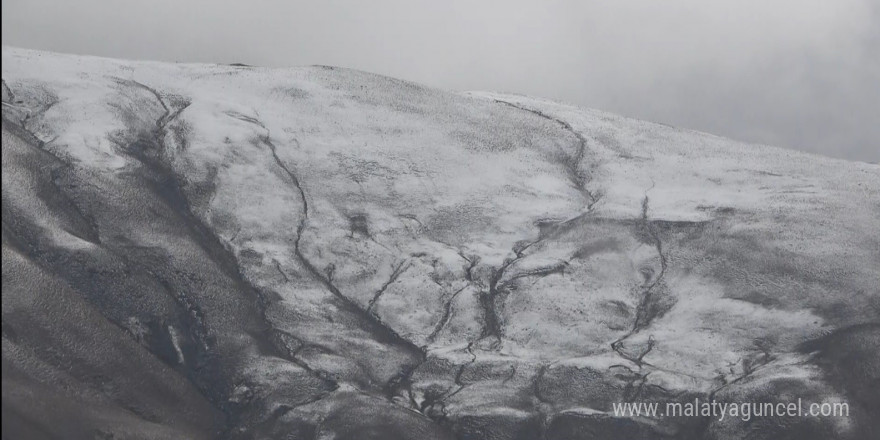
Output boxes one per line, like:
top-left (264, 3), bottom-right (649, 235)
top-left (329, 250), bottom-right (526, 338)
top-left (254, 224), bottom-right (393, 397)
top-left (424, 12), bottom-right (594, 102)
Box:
top-left (3, 47), bottom-right (878, 439)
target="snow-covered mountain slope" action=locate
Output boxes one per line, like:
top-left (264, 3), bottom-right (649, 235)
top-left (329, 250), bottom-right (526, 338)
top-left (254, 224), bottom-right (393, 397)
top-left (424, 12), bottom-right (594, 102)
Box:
top-left (2, 46), bottom-right (878, 439)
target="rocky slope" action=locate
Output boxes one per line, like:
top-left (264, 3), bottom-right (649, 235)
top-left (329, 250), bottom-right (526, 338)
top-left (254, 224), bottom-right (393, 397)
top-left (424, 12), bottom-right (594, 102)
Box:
top-left (2, 47), bottom-right (878, 439)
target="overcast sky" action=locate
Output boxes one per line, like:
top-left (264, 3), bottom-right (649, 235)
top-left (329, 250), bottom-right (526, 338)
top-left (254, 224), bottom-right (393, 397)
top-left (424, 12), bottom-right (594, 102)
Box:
top-left (3, 0), bottom-right (878, 162)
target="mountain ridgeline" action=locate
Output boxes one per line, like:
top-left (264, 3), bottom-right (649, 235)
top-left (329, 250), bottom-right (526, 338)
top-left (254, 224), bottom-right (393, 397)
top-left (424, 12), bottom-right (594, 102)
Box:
top-left (2, 47), bottom-right (879, 439)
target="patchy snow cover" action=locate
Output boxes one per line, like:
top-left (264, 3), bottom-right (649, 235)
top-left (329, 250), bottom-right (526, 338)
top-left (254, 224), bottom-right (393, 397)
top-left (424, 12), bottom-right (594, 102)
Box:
top-left (3, 47), bottom-right (878, 439)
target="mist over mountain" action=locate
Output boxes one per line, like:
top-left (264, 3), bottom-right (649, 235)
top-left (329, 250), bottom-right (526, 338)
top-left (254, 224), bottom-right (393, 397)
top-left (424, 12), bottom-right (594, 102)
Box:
top-left (2, 47), bottom-right (878, 439)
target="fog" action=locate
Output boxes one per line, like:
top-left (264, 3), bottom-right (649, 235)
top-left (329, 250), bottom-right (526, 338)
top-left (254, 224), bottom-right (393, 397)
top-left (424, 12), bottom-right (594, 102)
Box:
top-left (3, 0), bottom-right (878, 161)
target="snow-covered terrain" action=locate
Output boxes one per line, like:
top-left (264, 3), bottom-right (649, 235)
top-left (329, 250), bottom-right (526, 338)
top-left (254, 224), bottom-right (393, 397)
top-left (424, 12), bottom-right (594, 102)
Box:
top-left (2, 47), bottom-right (878, 439)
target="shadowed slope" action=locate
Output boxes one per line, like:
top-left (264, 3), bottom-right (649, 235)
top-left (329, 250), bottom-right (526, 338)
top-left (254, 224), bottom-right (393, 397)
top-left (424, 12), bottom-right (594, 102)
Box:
top-left (3, 47), bottom-right (878, 439)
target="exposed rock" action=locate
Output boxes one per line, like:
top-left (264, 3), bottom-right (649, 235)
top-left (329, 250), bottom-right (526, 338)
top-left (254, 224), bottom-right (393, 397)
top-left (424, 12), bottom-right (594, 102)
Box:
top-left (3, 47), bottom-right (878, 439)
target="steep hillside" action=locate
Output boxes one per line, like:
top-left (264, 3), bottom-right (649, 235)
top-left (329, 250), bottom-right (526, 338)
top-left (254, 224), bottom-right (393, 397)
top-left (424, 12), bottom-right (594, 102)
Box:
top-left (2, 47), bottom-right (878, 440)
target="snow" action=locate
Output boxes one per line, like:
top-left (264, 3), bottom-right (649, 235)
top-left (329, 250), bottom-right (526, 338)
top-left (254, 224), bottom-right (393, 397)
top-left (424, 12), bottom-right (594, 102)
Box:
top-left (3, 46), bottom-right (878, 437)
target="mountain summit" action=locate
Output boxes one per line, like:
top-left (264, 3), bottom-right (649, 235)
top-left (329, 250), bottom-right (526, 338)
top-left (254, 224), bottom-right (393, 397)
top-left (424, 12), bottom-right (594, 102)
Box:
top-left (3, 47), bottom-right (878, 439)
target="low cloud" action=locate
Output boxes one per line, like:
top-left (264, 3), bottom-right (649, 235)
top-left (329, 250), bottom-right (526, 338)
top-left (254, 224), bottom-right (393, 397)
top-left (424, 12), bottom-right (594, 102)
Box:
top-left (3, 0), bottom-right (877, 161)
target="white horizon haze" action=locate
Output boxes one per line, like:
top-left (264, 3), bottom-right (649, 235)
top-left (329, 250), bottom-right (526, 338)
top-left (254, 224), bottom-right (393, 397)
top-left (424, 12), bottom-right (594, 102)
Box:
top-left (2, 0), bottom-right (878, 162)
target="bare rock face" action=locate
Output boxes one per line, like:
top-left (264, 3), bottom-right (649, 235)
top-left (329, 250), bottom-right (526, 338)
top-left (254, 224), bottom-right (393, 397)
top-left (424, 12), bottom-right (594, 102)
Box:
top-left (2, 47), bottom-right (878, 439)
